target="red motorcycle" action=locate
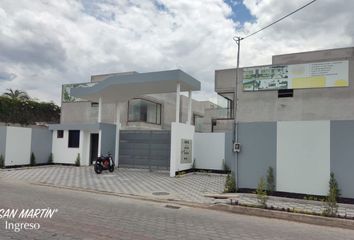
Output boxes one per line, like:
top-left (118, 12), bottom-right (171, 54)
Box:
top-left (94, 153), bottom-right (114, 174)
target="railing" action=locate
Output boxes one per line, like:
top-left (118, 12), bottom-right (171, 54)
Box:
top-left (205, 107), bottom-right (234, 119)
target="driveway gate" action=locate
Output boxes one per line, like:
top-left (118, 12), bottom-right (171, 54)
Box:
top-left (119, 130), bottom-right (171, 170)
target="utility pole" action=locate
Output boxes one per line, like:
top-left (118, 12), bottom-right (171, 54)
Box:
top-left (233, 36), bottom-right (242, 190)
top-left (233, 36), bottom-right (242, 144)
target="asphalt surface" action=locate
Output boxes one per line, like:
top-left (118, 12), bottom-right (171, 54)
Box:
top-left (0, 180), bottom-right (354, 240)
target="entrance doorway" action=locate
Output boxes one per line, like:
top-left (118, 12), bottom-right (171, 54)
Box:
top-left (119, 130), bottom-right (171, 170)
top-left (90, 133), bottom-right (99, 165)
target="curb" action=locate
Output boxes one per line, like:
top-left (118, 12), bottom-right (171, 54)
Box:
top-left (209, 204), bottom-right (354, 230)
top-left (32, 182), bottom-right (354, 230)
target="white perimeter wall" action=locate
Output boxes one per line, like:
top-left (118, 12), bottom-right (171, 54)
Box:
top-left (52, 130), bottom-right (86, 165)
top-left (194, 132), bottom-right (225, 170)
top-left (277, 121), bottom-right (330, 195)
top-left (5, 127), bottom-right (32, 166)
top-left (170, 122), bottom-right (195, 177)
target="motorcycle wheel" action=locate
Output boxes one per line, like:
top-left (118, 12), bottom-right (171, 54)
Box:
top-left (109, 165), bottom-right (114, 172)
top-left (94, 164), bottom-right (103, 174)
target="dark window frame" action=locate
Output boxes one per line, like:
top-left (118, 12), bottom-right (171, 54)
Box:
top-left (68, 130), bottom-right (80, 148)
top-left (91, 102), bottom-right (99, 107)
top-left (278, 89), bottom-right (294, 98)
top-left (57, 130), bottom-right (64, 138)
top-left (127, 98), bottom-right (162, 125)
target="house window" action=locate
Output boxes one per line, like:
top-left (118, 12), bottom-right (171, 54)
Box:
top-left (278, 89), bottom-right (293, 98)
top-left (91, 102), bottom-right (98, 107)
top-left (68, 130), bottom-right (80, 148)
top-left (128, 99), bottom-right (161, 124)
top-left (57, 130), bottom-right (64, 138)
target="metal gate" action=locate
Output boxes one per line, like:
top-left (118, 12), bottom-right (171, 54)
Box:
top-left (119, 130), bottom-right (171, 170)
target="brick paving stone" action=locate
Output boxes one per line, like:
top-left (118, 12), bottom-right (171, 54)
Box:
top-left (0, 166), bottom-right (226, 204)
top-left (1, 166), bottom-right (354, 219)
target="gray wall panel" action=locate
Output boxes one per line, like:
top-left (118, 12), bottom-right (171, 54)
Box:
top-left (31, 128), bottom-right (52, 164)
top-left (331, 120), bottom-right (354, 198)
top-left (237, 122), bottom-right (277, 189)
top-left (0, 127), bottom-right (7, 158)
top-left (224, 131), bottom-right (235, 171)
top-left (100, 124), bottom-right (116, 157)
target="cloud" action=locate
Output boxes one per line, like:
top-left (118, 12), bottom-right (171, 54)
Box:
top-left (0, 72), bottom-right (16, 81)
top-left (0, 0), bottom-right (352, 104)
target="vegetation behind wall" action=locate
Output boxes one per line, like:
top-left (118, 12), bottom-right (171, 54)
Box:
top-left (0, 92), bottom-right (60, 125)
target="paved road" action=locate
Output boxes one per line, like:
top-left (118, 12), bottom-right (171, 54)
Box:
top-left (0, 180), bottom-right (354, 240)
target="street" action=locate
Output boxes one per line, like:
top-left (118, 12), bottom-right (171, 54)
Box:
top-left (0, 180), bottom-right (354, 240)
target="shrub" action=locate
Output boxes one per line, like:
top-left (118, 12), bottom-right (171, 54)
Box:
top-left (224, 173), bottom-right (236, 193)
top-left (0, 154), bottom-right (4, 168)
top-left (223, 159), bottom-right (230, 172)
top-left (30, 152), bottom-right (36, 166)
top-left (256, 177), bottom-right (268, 208)
top-left (323, 172), bottom-right (341, 217)
top-left (266, 166), bottom-right (275, 193)
top-left (75, 153), bottom-right (80, 167)
top-left (48, 153), bottom-right (53, 165)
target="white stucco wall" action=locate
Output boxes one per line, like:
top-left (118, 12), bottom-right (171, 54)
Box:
top-left (5, 127), bottom-right (32, 166)
top-left (194, 133), bottom-right (225, 170)
top-left (52, 130), bottom-right (82, 165)
top-left (276, 121), bottom-right (330, 195)
top-left (81, 131), bottom-right (91, 166)
top-left (170, 122), bottom-right (195, 177)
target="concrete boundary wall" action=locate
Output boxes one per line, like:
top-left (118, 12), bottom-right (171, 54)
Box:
top-left (5, 127), bottom-right (32, 166)
top-left (331, 120), bottom-right (354, 198)
top-left (31, 128), bottom-right (52, 164)
top-left (52, 130), bottom-right (81, 165)
top-left (277, 121), bottom-right (330, 196)
top-left (0, 127), bottom-right (6, 158)
top-left (194, 132), bottom-right (225, 170)
top-left (237, 122), bottom-right (277, 189)
top-left (170, 122), bottom-right (195, 177)
top-left (235, 120), bottom-right (354, 198)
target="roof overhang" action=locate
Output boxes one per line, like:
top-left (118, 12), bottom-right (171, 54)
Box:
top-left (71, 69), bottom-right (201, 103)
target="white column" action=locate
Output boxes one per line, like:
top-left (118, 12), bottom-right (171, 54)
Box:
top-left (98, 97), bottom-right (102, 123)
top-left (97, 97), bottom-right (102, 157)
top-left (114, 102), bottom-right (123, 166)
top-left (187, 90), bottom-right (192, 125)
top-left (175, 82), bottom-right (180, 123)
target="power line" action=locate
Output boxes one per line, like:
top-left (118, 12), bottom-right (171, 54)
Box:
top-left (241, 0), bottom-right (318, 40)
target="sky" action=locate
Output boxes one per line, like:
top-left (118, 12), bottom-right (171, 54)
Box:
top-left (0, 0), bottom-right (353, 104)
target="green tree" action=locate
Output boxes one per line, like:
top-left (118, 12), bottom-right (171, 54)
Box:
top-left (256, 177), bottom-right (268, 208)
top-left (0, 154), bottom-right (4, 168)
top-left (30, 152), bottom-right (36, 166)
top-left (75, 153), bottom-right (80, 167)
top-left (323, 172), bottom-right (341, 217)
top-left (0, 96), bottom-right (60, 125)
top-left (3, 89), bottom-right (29, 100)
top-left (48, 153), bottom-right (53, 164)
top-left (224, 173), bottom-right (236, 193)
top-left (266, 167), bottom-right (275, 193)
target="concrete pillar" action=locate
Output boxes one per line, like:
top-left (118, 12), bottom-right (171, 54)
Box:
top-left (175, 82), bottom-right (180, 123)
top-left (98, 97), bottom-right (102, 157)
top-left (114, 102), bottom-right (123, 166)
top-left (187, 90), bottom-right (192, 125)
top-left (98, 97), bottom-right (102, 123)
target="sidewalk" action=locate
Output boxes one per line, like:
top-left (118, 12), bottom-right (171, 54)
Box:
top-left (227, 193), bottom-right (354, 218)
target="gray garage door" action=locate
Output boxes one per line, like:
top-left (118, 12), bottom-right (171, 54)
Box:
top-left (119, 130), bottom-right (171, 170)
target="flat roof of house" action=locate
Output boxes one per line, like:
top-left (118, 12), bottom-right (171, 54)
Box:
top-left (71, 69), bottom-right (201, 103)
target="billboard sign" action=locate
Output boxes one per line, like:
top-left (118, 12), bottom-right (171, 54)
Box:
top-left (243, 60), bottom-right (349, 91)
top-left (62, 82), bottom-right (96, 103)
